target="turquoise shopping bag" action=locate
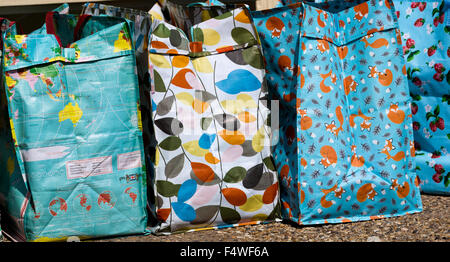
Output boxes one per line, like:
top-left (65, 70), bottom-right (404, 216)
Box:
top-left (81, 1), bottom-right (159, 226)
top-left (252, 0), bottom-right (423, 225)
top-left (0, 17), bottom-right (17, 241)
top-left (0, 12), bottom-right (147, 241)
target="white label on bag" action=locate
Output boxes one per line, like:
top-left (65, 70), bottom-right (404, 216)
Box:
top-left (117, 151), bottom-right (142, 170)
top-left (66, 156), bottom-right (113, 179)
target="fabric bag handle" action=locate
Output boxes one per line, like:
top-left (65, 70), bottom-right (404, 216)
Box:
top-left (45, 11), bottom-right (92, 47)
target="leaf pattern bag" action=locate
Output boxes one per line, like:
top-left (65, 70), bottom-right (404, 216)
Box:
top-left (0, 12), bottom-right (148, 241)
top-left (392, 0), bottom-right (449, 195)
top-left (251, 0), bottom-right (423, 225)
top-left (148, 1), bottom-right (280, 234)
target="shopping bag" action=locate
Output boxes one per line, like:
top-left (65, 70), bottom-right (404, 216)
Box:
top-left (392, 0), bottom-right (450, 195)
top-left (251, 0), bottom-right (422, 225)
top-left (81, 2), bottom-right (159, 225)
top-left (0, 12), bottom-right (148, 241)
top-left (0, 17), bottom-right (17, 241)
top-left (149, 1), bottom-right (280, 233)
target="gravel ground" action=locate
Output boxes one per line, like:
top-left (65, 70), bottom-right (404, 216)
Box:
top-left (94, 194), bottom-right (449, 242)
top-left (1, 194), bottom-right (447, 242)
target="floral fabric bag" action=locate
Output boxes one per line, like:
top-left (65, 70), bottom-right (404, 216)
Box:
top-left (149, 1), bottom-right (280, 234)
top-left (0, 12), bottom-right (148, 241)
top-left (252, 0), bottom-right (423, 225)
top-left (392, 0), bottom-right (450, 195)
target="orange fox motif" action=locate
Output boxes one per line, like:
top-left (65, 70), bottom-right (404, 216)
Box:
top-left (354, 2), bottom-right (369, 21)
top-left (409, 140), bottom-right (416, 157)
top-left (319, 145), bottom-right (337, 169)
top-left (325, 106), bottom-right (344, 137)
top-left (320, 183), bottom-right (345, 208)
top-left (349, 108), bottom-right (372, 131)
top-left (381, 139), bottom-right (406, 162)
top-left (278, 55), bottom-right (291, 72)
top-left (343, 75), bottom-right (358, 95)
top-left (278, 55), bottom-right (300, 77)
top-left (266, 16), bottom-right (285, 39)
top-left (316, 9), bottom-right (328, 28)
top-left (320, 69), bottom-right (336, 93)
top-left (356, 183), bottom-right (377, 202)
top-left (337, 46), bottom-right (348, 60)
top-left (390, 179), bottom-right (410, 199)
top-left (386, 103), bottom-right (405, 124)
top-left (367, 66), bottom-right (393, 86)
top-left (361, 36), bottom-right (389, 49)
top-left (317, 39), bottom-right (330, 53)
top-left (282, 201), bottom-right (293, 219)
top-left (350, 145), bottom-right (365, 167)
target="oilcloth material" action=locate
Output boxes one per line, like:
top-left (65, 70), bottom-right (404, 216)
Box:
top-left (251, 0), bottom-right (422, 225)
top-left (0, 17), bottom-right (17, 242)
top-left (81, 2), bottom-right (159, 226)
top-left (149, 1), bottom-right (280, 234)
top-left (392, 0), bottom-right (450, 195)
top-left (0, 12), bottom-right (148, 241)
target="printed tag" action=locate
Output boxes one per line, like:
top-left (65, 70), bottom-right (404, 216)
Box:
top-left (66, 156), bottom-right (113, 179)
top-left (117, 151), bottom-right (142, 170)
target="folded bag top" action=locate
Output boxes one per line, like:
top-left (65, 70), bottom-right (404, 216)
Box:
top-left (3, 12), bottom-right (134, 72)
top-left (149, 6), bottom-right (259, 57)
top-left (301, 0), bottom-right (397, 46)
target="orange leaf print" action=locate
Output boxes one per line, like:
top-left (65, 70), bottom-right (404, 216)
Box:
top-left (205, 152), bottom-right (220, 164)
top-left (191, 162), bottom-right (215, 182)
top-left (172, 55), bottom-right (190, 68)
top-left (172, 68), bottom-right (195, 89)
top-left (157, 208), bottom-right (171, 222)
top-left (235, 10), bottom-right (251, 24)
top-left (218, 130), bottom-right (245, 145)
top-left (151, 41), bottom-right (169, 49)
top-left (192, 98), bottom-right (209, 114)
top-left (238, 111), bottom-right (256, 123)
top-left (222, 188), bottom-right (247, 206)
top-left (262, 183), bottom-right (278, 204)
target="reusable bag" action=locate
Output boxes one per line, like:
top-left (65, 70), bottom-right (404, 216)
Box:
top-left (0, 12), bottom-right (147, 241)
top-left (0, 17), bottom-right (17, 241)
top-left (149, 1), bottom-right (280, 233)
top-left (81, 2), bottom-right (159, 225)
top-left (392, 0), bottom-right (450, 195)
top-left (251, 0), bottom-right (422, 225)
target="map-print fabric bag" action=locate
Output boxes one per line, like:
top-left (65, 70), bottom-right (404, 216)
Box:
top-left (392, 0), bottom-right (450, 195)
top-left (0, 17), bottom-right (17, 241)
top-left (149, 1), bottom-right (280, 234)
top-left (81, 2), bottom-right (159, 225)
top-left (0, 12), bottom-right (147, 241)
top-left (252, 0), bottom-right (422, 225)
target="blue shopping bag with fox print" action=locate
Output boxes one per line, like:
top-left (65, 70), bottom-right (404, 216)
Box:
top-left (392, 0), bottom-right (450, 195)
top-left (0, 11), bottom-right (148, 241)
top-left (251, 0), bottom-right (423, 225)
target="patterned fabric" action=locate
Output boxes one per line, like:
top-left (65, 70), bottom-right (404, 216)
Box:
top-left (0, 13), bottom-right (147, 241)
top-left (392, 0), bottom-right (450, 195)
top-left (81, 1), bottom-right (159, 226)
top-left (149, 3), bottom-right (280, 234)
top-left (0, 17), bottom-right (17, 242)
top-left (252, 0), bottom-right (423, 225)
